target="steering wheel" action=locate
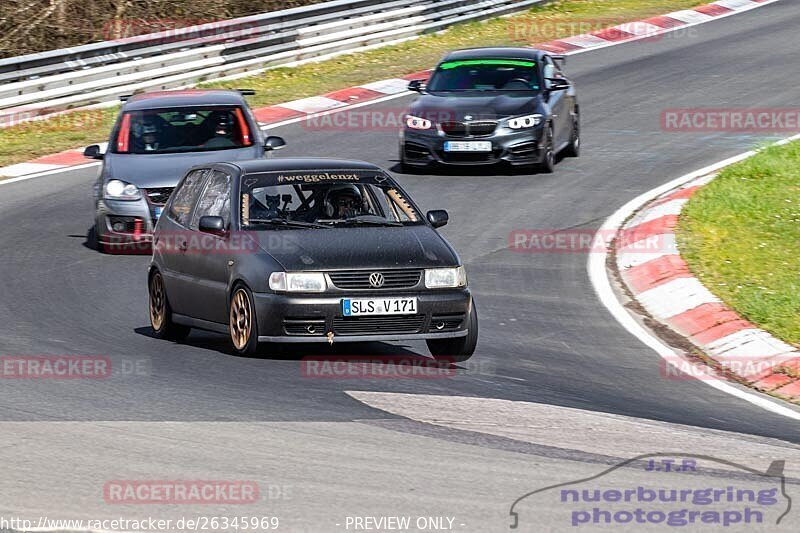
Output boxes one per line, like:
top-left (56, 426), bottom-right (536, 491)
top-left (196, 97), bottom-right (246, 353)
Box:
top-left (501, 78), bottom-right (532, 89)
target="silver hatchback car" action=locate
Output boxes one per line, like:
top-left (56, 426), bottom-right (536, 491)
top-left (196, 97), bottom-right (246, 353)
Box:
top-left (84, 89), bottom-right (285, 253)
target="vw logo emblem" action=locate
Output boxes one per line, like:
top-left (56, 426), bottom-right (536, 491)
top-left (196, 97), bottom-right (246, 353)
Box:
top-left (369, 272), bottom-right (385, 288)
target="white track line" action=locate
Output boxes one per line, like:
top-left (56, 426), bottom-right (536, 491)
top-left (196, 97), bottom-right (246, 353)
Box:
top-left (0, 161), bottom-right (101, 186)
top-left (588, 133), bottom-right (800, 421)
top-left (565, 0), bottom-right (784, 57)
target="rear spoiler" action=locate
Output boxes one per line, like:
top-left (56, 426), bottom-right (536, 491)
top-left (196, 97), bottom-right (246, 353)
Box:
top-left (551, 55), bottom-right (566, 66)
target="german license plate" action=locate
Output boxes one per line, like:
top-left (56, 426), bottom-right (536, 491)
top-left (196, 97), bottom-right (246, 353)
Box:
top-left (342, 297), bottom-right (418, 316)
top-left (444, 141), bottom-right (492, 152)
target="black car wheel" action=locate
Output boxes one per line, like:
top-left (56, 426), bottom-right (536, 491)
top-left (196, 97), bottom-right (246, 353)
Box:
top-left (229, 284), bottom-right (260, 356)
top-left (565, 113), bottom-right (580, 158)
top-left (536, 126), bottom-right (555, 174)
top-left (426, 301), bottom-right (478, 362)
top-left (149, 270), bottom-right (190, 341)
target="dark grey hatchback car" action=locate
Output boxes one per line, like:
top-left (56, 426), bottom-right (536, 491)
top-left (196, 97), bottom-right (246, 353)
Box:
top-left (148, 158), bottom-right (477, 360)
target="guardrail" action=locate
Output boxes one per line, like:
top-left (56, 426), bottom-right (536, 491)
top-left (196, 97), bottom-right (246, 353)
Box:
top-left (0, 0), bottom-right (545, 126)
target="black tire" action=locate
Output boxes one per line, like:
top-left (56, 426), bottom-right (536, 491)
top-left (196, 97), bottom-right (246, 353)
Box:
top-left (426, 301), bottom-right (478, 363)
top-left (536, 126), bottom-right (556, 174)
top-left (148, 270), bottom-right (191, 341)
top-left (229, 284), bottom-right (260, 356)
top-left (564, 113), bottom-right (580, 158)
top-left (87, 224), bottom-right (102, 252)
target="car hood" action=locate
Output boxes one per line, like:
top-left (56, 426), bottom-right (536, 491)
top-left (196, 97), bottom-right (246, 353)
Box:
top-left (255, 225), bottom-right (459, 271)
top-left (408, 93), bottom-right (541, 121)
top-left (102, 148), bottom-right (256, 189)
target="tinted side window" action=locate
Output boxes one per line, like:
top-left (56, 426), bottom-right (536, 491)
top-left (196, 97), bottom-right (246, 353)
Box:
top-left (169, 169), bottom-right (208, 227)
top-left (191, 170), bottom-right (232, 229)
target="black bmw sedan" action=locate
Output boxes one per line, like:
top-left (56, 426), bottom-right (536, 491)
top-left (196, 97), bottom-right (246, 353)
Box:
top-left (148, 158), bottom-right (477, 360)
top-left (400, 47), bottom-right (579, 173)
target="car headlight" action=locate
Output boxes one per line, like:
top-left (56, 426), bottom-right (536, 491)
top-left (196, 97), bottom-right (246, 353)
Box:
top-left (424, 266), bottom-right (467, 289)
top-left (104, 179), bottom-right (141, 201)
top-left (269, 272), bottom-right (327, 292)
top-left (507, 114), bottom-right (543, 129)
top-left (406, 115), bottom-right (432, 130)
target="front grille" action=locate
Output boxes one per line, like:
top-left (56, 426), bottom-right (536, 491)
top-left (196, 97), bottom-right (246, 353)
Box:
top-left (333, 315), bottom-right (426, 335)
top-left (440, 120), bottom-right (497, 137)
top-left (440, 121), bottom-right (467, 136)
top-left (328, 269), bottom-right (422, 290)
top-left (284, 317), bottom-right (326, 336)
top-left (404, 142), bottom-right (431, 160)
top-left (144, 187), bottom-right (174, 206)
top-left (508, 141), bottom-right (538, 159)
top-left (429, 313), bottom-right (465, 332)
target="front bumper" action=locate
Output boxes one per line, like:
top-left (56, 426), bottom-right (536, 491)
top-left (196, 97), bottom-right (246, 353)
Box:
top-left (94, 197), bottom-right (164, 253)
top-left (252, 289), bottom-right (472, 343)
top-left (401, 125), bottom-right (545, 167)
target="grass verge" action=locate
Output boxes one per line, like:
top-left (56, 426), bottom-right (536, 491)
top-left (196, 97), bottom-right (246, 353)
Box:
top-left (0, 0), bottom-right (706, 169)
top-left (677, 140), bottom-right (800, 345)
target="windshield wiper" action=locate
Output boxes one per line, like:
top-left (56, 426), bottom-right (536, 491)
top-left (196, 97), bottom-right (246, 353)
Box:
top-left (318, 216), bottom-right (402, 227)
top-left (247, 218), bottom-right (330, 229)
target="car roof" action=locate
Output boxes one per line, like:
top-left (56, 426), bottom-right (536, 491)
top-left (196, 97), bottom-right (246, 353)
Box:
top-left (122, 89), bottom-right (247, 111)
top-left (441, 47), bottom-right (545, 62)
top-left (214, 158), bottom-right (386, 175)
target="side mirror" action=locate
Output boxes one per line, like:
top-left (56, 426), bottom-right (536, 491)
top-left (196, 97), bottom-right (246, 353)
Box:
top-left (198, 215), bottom-right (226, 236)
top-left (264, 136), bottom-right (286, 151)
top-left (426, 209), bottom-right (448, 228)
top-left (83, 144), bottom-right (104, 160)
top-left (546, 78), bottom-right (570, 91)
top-left (407, 79), bottom-right (425, 93)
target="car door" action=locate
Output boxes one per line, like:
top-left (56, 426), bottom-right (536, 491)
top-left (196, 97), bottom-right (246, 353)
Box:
top-left (542, 56), bottom-right (570, 148)
top-left (159, 168), bottom-right (210, 316)
top-left (183, 169), bottom-right (234, 325)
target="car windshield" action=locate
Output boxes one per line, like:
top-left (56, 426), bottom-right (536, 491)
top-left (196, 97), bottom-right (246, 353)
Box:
top-left (426, 59), bottom-right (541, 92)
top-left (113, 106), bottom-right (253, 154)
top-left (240, 171), bottom-right (423, 229)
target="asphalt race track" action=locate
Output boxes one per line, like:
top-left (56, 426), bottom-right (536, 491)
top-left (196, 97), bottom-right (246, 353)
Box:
top-left (2, 2), bottom-right (800, 529)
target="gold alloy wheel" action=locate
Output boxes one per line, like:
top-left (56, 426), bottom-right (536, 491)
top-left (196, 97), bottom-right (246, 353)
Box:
top-left (230, 288), bottom-right (252, 350)
top-left (149, 272), bottom-right (165, 331)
